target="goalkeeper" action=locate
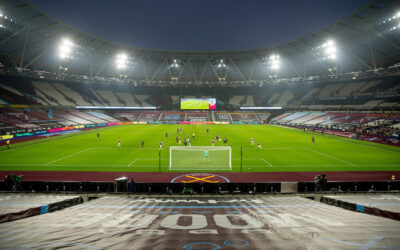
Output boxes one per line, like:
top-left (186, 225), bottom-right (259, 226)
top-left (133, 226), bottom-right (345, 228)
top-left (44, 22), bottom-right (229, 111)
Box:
top-left (203, 150), bottom-right (209, 162)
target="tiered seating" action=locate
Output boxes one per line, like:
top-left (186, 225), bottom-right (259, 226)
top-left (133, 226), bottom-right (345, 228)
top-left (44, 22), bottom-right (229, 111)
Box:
top-left (279, 112), bottom-right (310, 122)
top-left (363, 100), bottom-right (384, 107)
top-left (160, 112), bottom-right (183, 121)
top-left (331, 113), bottom-right (367, 125)
top-left (1, 108), bottom-right (39, 122)
top-left (358, 80), bottom-right (382, 93)
top-left (137, 112), bottom-right (161, 121)
top-left (90, 89), bottom-right (106, 105)
top-left (0, 113), bottom-right (41, 129)
top-left (52, 110), bottom-right (91, 125)
top-left (86, 111), bottom-right (120, 122)
top-left (230, 113), bottom-right (259, 121)
top-left (97, 90), bottom-right (122, 106)
top-left (187, 112), bottom-right (209, 121)
top-left (256, 113), bottom-right (270, 121)
top-left (301, 87), bottom-right (320, 101)
top-left (378, 102), bottom-right (398, 107)
top-left (319, 83), bottom-right (343, 98)
top-left (67, 110), bottom-right (106, 123)
top-left (275, 91), bottom-right (293, 106)
top-left (136, 95), bottom-right (152, 107)
top-left (228, 96), bottom-right (243, 106)
top-left (33, 82), bottom-right (75, 106)
top-left (268, 93), bottom-right (281, 104)
top-left (0, 84), bottom-right (25, 97)
top-left (114, 112), bottom-right (140, 121)
top-left (115, 93), bottom-right (139, 106)
top-left (241, 96), bottom-right (255, 106)
top-left (337, 82), bottom-right (366, 97)
top-left (171, 96), bottom-right (180, 102)
top-left (290, 112), bottom-right (326, 124)
top-left (305, 113), bottom-right (332, 125)
top-left (216, 113), bottom-right (231, 121)
top-left (270, 113), bottom-right (291, 121)
top-left (53, 83), bottom-right (92, 106)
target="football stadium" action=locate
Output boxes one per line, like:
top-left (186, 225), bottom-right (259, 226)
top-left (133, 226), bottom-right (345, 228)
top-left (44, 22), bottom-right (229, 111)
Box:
top-left (0, 0), bottom-right (399, 248)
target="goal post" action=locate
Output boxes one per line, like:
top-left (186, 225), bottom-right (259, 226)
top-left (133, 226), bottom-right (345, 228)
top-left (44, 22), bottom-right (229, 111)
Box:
top-left (169, 146), bottom-right (232, 171)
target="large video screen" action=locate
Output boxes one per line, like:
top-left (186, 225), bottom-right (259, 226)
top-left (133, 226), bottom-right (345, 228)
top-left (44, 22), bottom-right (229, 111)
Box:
top-left (181, 98), bottom-right (216, 110)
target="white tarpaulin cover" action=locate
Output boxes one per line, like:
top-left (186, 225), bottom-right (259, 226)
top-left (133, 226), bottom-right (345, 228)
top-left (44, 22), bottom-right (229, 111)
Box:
top-left (0, 196), bottom-right (399, 249)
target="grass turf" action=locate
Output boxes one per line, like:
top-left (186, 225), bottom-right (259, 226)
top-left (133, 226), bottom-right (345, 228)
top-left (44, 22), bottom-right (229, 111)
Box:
top-left (0, 124), bottom-right (399, 173)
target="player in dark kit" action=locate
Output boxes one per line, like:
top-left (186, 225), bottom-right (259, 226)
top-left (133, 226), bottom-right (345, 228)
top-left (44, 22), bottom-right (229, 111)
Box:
top-left (176, 136), bottom-right (178, 144)
top-left (141, 139), bottom-right (144, 148)
top-left (184, 139), bottom-right (187, 146)
top-left (165, 132), bottom-right (168, 139)
top-left (312, 136), bottom-right (315, 144)
top-left (177, 128), bottom-right (179, 134)
top-left (206, 128), bottom-right (209, 134)
top-left (97, 132), bottom-right (100, 140)
top-left (223, 137), bottom-right (228, 145)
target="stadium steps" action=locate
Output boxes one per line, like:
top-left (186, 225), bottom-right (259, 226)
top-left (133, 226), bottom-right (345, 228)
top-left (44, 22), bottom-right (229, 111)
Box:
top-left (53, 83), bottom-right (92, 106)
top-left (157, 112), bottom-right (162, 122)
top-left (34, 88), bottom-right (59, 106)
top-left (33, 82), bottom-right (75, 106)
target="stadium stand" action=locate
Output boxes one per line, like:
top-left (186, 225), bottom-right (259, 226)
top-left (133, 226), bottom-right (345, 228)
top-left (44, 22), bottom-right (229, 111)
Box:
top-left (137, 111), bottom-right (161, 121)
top-left (279, 112), bottom-right (310, 123)
top-left (136, 95), bottom-right (152, 107)
top-left (86, 111), bottom-right (120, 122)
top-left (274, 91), bottom-right (294, 107)
top-left (33, 82), bottom-right (76, 106)
top-left (215, 112), bottom-right (231, 121)
top-left (96, 90), bottom-right (122, 106)
top-left (186, 112), bottom-right (209, 121)
top-left (290, 112), bottom-right (327, 124)
top-left (53, 83), bottom-right (92, 106)
top-left (231, 112), bottom-right (259, 122)
top-left (160, 112), bottom-right (184, 121)
top-left (114, 112), bottom-right (140, 121)
top-left (115, 92), bottom-right (140, 106)
top-left (67, 110), bottom-right (107, 124)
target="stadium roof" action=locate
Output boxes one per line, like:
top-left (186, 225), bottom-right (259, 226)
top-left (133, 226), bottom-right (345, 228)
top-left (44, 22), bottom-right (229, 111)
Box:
top-left (0, 0), bottom-right (400, 86)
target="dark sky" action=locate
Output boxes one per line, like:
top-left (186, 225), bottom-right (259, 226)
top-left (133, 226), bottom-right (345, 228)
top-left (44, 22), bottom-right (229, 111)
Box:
top-left (28, 0), bottom-right (371, 51)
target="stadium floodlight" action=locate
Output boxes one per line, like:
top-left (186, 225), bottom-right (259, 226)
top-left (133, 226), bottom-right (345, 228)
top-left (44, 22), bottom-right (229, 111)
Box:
top-left (170, 59), bottom-right (180, 68)
top-left (217, 59), bottom-right (226, 68)
top-left (268, 54), bottom-right (280, 70)
top-left (58, 38), bottom-right (75, 60)
top-left (116, 53), bottom-right (128, 70)
top-left (319, 40), bottom-right (337, 61)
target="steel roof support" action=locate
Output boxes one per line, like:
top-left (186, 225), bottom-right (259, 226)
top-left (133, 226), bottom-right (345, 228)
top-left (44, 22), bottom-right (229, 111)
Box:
top-left (22, 42), bottom-right (55, 69)
top-left (19, 26), bottom-right (30, 68)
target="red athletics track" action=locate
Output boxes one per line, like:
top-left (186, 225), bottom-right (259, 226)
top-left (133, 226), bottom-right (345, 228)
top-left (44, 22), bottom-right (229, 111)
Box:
top-left (0, 171), bottom-right (398, 183)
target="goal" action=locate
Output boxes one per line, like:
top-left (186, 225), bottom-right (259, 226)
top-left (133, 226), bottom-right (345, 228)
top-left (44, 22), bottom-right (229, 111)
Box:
top-left (169, 146), bottom-right (232, 171)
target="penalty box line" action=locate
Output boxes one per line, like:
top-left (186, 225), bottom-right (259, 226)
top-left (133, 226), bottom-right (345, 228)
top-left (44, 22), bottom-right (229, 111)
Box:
top-left (306, 148), bottom-right (355, 166)
top-left (44, 148), bottom-right (93, 166)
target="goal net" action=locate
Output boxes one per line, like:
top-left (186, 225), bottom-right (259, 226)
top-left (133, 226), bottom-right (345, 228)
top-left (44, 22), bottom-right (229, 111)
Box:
top-left (169, 146), bottom-right (232, 171)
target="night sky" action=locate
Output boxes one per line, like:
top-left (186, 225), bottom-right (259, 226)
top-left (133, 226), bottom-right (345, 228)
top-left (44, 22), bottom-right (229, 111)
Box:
top-left (28, 0), bottom-right (371, 51)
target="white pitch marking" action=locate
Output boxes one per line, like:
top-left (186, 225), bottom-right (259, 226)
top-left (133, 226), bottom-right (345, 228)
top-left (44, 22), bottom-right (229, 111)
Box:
top-left (306, 148), bottom-right (355, 165)
top-left (44, 148), bottom-right (93, 166)
top-left (128, 158), bottom-right (137, 167)
top-left (262, 158), bottom-right (273, 167)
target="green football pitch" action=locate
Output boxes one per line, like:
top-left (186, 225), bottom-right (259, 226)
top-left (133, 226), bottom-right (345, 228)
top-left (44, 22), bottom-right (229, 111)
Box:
top-left (0, 124), bottom-right (399, 172)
